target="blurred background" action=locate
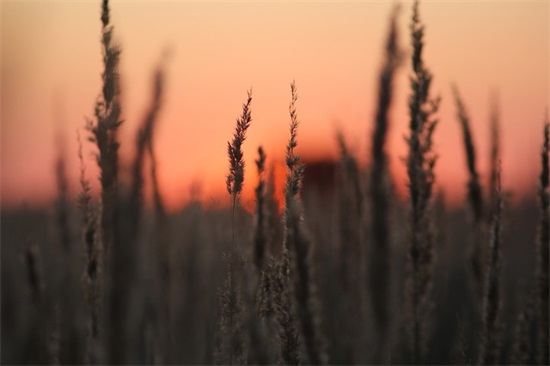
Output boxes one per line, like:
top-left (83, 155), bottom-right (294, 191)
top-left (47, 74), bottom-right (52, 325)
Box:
top-left (2, 0), bottom-right (548, 211)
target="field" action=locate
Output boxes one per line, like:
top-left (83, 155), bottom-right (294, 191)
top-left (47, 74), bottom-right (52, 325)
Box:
top-left (1, 0), bottom-right (549, 365)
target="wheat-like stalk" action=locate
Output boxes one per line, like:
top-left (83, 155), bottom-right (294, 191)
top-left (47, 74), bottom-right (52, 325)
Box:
top-left (54, 137), bottom-right (88, 365)
top-left (130, 64), bottom-right (164, 216)
top-left (336, 132), bottom-right (362, 290)
top-left (284, 82), bottom-right (305, 204)
top-left (368, 7), bottom-right (401, 358)
top-left (131, 61), bottom-right (170, 363)
top-left (270, 256), bottom-right (301, 365)
top-left (253, 146), bottom-right (267, 270)
top-left (77, 130), bottom-right (102, 363)
top-left (77, 130), bottom-right (98, 292)
top-left (24, 242), bottom-right (51, 364)
top-left (227, 89), bottom-right (253, 217)
top-left (287, 198), bottom-right (328, 365)
top-left (86, 0), bottom-right (123, 255)
top-left (452, 85), bottom-right (483, 223)
top-left (270, 82), bottom-right (304, 366)
top-left (147, 64), bottom-right (167, 218)
top-left (405, 1), bottom-right (440, 362)
top-left (537, 120), bottom-right (549, 366)
top-left (478, 161), bottom-right (503, 365)
top-left (334, 131), bottom-right (362, 363)
top-left (488, 92), bottom-right (500, 217)
top-left (83, 0), bottom-right (124, 362)
top-left (25, 243), bottom-right (41, 306)
top-left (452, 85), bottom-right (487, 300)
top-left (216, 253), bottom-right (247, 365)
top-left (283, 80), bottom-right (304, 278)
top-left (282, 81), bottom-right (327, 365)
top-left (55, 142), bottom-right (71, 254)
top-left (217, 90), bottom-right (254, 365)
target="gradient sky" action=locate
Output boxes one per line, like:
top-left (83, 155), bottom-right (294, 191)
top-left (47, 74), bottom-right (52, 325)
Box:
top-left (1, 0), bottom-right (548, 211)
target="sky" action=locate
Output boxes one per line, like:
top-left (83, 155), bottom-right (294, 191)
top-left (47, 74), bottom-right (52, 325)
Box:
top-left (1, 0), bottom-right (548, 211)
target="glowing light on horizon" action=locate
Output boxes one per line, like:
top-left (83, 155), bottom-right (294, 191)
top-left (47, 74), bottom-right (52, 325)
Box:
top-left (1, 1), bottom-right (547, 211)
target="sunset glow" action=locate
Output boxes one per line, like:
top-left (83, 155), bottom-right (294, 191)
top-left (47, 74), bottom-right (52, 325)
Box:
top-left (1, 1), bottom-right (548, 211)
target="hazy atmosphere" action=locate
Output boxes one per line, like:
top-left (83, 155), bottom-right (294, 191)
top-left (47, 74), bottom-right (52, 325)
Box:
top-left (2, 0), bottom-right (547, 210)
top-left (1, 1), bottom-right (549, 365)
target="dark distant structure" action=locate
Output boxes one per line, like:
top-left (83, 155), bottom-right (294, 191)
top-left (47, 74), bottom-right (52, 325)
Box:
top-left (302, 159), bottom-right (338, 197)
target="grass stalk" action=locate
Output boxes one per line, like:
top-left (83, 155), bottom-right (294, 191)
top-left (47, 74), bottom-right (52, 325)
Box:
top-left (77, 130), bottom-right (102, 363)
top-left (217, 89), bottom-right (253, 364)
top-left (253, 146), bottom-right (267, 270)
top-left (405, 1), bottom-right (440, 362)
top-left (368, 6), bottom-right (401, 357)
top-left (477, 162), bottom-right (503, 365)
top-left (283, 81), bottom-right (327, 365)
top-left (451, 85), bottom-right (483, 223)
top-left (86, 0), bottom-right (122, 256)
top-left (270, 256), bottom-right (301, 365)
top-left (334, 132), bottom-right (362, 363)
top-left (226, 89), bottom-right (253, 242)
top-left (146, 64), bottom-right (167, 218)
top-left (217, 253), bottom-right (247, 365)
top-left (452, 85), bottom-right (486, 299)
top-left (488, 92), bottom-right (500, 217)
top-left (269, 82), bottom-right (304, 365)
top-left (84, 0), bottom-right (123, 361)
top-left (55, 138), bottom-right (87, 365)
top-left (337, 132), bottom-right (362, 290)
top-left (537, 120), bottom-right (549, 365)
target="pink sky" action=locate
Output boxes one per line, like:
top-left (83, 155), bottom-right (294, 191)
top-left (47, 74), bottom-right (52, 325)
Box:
top-left (1, 1), bottom-right (548, 211)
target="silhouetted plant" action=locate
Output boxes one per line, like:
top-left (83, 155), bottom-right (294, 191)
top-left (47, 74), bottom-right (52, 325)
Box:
top-left (284, 81), bottom-right (328, 365)
top-left (368, 7), bottom-right (402, 359)
top-left (537, 120), bottom-right (549, 366)
top-left (217, 90), bottom-right (253, 365)
top-left (253, 146), bottom-right (267, 270)
top-left (488, 92), bottom-right (500, 217)
top-left (478, 162), bottom-right (503, 365)
top-left (86, 0), bottom-right (123, 256)
top-left (452, 85), bottom-right (486, 299)
top-left (405, 1), bottom-right (440, 362)
top-left (227, 90), bottom-right (253, 222)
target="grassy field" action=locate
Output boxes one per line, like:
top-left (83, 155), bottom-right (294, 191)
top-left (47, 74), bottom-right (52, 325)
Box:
top-left (1, 0), bottom-right (548, 365)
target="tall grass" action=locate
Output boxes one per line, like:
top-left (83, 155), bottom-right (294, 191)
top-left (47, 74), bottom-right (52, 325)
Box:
top-left (368, 7), bottom-right (401, 359)
top-left (271, 81), bottom-right (304, 365)
top-left (335, 132), bottom-right (362, 363)
top-left (217, 89), bottom-right (253, 365)
top-left (55, 140), bottom-right (87, 365)
top-left (84, 0), bottom-right (123, 361)
top-left (451, 85), bottom-right (483, 223)
top-left (451, 85), bottom-right (486, 299)
top-left (478, 162), bottom-right (503, 365)
top-left (537, 120), bottom-right (549, 365)
top-left (270, 255), bottom-right (301, 365)
top-left (405, 0), bottom-right (440, 362)
top-left (86, 0), bottom-right (122, 255)
top-left (284, 81), bottom-right (328, 365)
top-left (23, 242), bottom-right (50, 364)
top-left (253, 146), bottom-right (267, 270)
top-left (3, 1), bottom-right (549, 366)
top-left (139, 62), bottom-right (170, 363)
top-left (217, 253), bottom-right (247, 365)
top-left (488, 93), bottom-right (500, 216)
top-left (77, 130), bottom-right (101, 362)
top-left (227, 90), bottom-right (253, 226)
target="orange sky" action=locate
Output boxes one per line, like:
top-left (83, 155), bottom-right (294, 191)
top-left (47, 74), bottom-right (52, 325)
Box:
top-left (1, 0), bottom-right (548, 211)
